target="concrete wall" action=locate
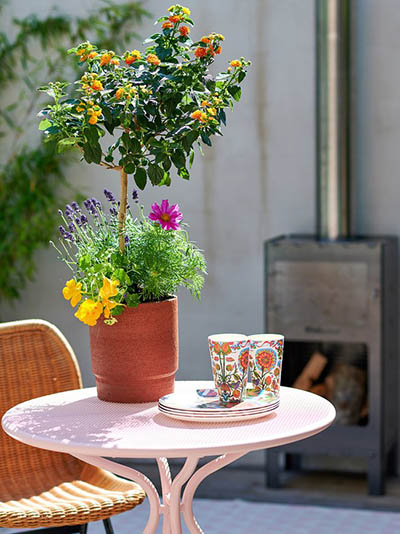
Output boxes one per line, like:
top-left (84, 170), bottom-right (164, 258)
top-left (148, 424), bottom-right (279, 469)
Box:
top-left (5, 0), bottom-right (400, 467)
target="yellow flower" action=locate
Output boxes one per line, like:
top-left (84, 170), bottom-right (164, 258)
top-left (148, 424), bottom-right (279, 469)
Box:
top-left (111, 58), bottom-right (120, 66)
top-left (116, 88), bottom-right (125, 100)
top-left (62, 279), bottom-right (82, 307)
top-left (182, 7), bottom-right (190, 15)
top-left (201, 100), bottom-right (209, 107)
top-left (168, 5), bottom-right (176, 11)
top-left (99, 278), bottom-right (119, 319)
top-left (88, 115), bottom-right (98, 125)
top-left (76, 105), bottom-right (85, 113)
top-left (99, 277), bottom-right (119, 301)
top-left (88, 51), bottom-right (98, 59)
top-left (147, 54), bottom-right (161, 66)
top-left (208, 107), bottom-right (217, 116)
top-left (75, 299), bottom-right (103, 327)
top-left (230, 59), bottom-right (242, 68)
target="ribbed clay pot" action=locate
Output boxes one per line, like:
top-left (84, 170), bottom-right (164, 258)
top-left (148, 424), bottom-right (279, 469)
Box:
top-left (89, 297), bottom-right (178, 403)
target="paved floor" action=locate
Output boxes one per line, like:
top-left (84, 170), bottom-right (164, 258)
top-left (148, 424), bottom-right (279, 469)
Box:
top-left (90, 498), bottom-right (400, 534)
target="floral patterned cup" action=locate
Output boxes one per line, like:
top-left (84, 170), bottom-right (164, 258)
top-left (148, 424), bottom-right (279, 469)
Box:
top-left (248, 334), bottom-right (284, 399)
top-left (208, 334), bottom-right (249, 405)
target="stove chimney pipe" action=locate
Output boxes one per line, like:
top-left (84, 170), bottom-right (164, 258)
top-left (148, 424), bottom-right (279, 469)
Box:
top-left (316, 0), bottom-right (351, 240)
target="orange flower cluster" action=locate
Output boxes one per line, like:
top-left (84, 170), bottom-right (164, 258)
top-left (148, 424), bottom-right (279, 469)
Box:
top-left (115, 84), bottom-right (138, 101)
top-left (179, 25), bottom-right (190, 36)
top-left (194, 34), bottom-right (224, 59)
top-left (100, 51), bottom-right (117, 66)
top-left (147, 54), bottom-right (161, 66)
top-left (80, 73), bottom-right (103, 95)
top-left (124, 50), bottom-right (142, 65)
top-left (88, 105), bottom-right (102, 125)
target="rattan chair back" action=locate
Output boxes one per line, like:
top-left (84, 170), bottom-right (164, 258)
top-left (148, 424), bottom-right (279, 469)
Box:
top-left (0, 320), bottom-right (83, 501)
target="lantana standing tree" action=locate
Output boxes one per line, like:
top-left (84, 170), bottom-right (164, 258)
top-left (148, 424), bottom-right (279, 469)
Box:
top-left (39, 4), bottom-right (250, 402)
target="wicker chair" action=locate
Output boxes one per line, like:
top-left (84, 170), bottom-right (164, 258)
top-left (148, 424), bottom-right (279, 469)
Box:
top-left (0, 320), bottom-right (145, 534)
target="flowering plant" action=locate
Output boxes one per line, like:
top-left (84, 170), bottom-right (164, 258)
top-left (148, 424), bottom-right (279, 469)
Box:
top-left (40, 4), bottom-right (249, 325)
top-left (55, 190), bottom-right (206, 325)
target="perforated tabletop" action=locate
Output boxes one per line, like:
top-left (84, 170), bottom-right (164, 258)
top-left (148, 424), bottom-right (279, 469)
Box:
top-left (2, 381), bottom-right (336, 458)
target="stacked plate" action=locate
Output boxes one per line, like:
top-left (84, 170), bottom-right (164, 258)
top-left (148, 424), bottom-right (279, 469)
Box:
top-left (158, 386), bottom-right (279, 423)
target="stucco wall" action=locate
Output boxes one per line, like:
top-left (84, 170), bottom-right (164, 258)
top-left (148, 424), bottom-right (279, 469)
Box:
top-left (6, 0), bottom-right (400, 468)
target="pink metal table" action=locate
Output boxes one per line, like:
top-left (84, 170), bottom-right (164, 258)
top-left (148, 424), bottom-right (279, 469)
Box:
top-left (2, 381), bottom-right (335, 534)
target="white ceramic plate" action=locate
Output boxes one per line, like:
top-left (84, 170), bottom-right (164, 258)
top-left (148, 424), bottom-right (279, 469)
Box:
top-left (158, 405), bottom-right (279, 423)
top-left (158, 385), bottom-right (280, 422)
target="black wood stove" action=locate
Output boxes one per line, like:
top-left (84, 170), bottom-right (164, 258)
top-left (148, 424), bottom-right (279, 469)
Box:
top-left (264, 0), bottom-right (399, 495)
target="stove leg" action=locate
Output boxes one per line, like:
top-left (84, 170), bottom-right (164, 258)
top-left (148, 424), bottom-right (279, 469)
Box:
top-left (265, 449), bottom-right (281, 488)
top-left (368, 452), bottom-right (385, 495)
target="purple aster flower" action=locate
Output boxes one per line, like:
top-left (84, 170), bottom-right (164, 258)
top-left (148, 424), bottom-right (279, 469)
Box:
top-left (149, 199), bottom-right (183, 230)
top-left (104, 189), bottom-right (115, 203)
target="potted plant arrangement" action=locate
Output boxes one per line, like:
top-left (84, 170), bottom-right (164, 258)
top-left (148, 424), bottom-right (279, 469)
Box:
top-left (39, 4), bottom-right (250, 402)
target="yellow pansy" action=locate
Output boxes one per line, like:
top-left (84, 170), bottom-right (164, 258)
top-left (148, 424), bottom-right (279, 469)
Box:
top-left (99, 277), bottom-right (119, 300)
top-left (75, 299), bottom-right (103, 326)
top-left (62, 279), bottom-right (82, 307)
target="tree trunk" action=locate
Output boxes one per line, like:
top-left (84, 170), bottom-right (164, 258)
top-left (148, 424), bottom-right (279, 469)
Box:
top-left (118, 168), bottom-right (128, 253)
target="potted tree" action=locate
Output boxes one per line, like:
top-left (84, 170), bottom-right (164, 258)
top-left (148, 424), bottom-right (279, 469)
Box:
top-left (39, 4), bottom-right (250, 402)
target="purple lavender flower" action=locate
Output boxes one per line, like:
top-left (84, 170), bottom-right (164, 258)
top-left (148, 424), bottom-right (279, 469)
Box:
top-left (80, 214), bottom-right (88, 225)
top-left (59, 225), bottom-right (73, 241)
top-left (68, 223), bottom-right (75, 233)
top-left (64, 204), bottom-right (74, 220)
top-left (58, 209), bottom-right (63, 216)
top-left (83, 198), bottom-right (99, 217)
top-left (104, 189), bottom-right (115, 203)
top-left (124, 235), bottom-right (130, 244)
top-left (110, 207), bottom-right (118, 216)
top-left (91, 197), bottom-right (102, 209)
top-left (71, 201), bottom-right (80, 212)
top-left (132, 189), bottom-right (139, 202)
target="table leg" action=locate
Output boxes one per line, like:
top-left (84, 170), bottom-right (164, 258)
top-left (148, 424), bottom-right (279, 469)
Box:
top-left (181, 452), bottom-right (245, 534)
top-left (73, 454), bottom-right (161, 534)
top-left (73, 452), bottom-right (245, 534)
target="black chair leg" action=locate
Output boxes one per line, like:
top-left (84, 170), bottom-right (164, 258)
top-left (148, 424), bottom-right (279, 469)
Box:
top-left (103, 518), bottom-right (114, 534)
top-left (79, 525), bottom-right (88, 534)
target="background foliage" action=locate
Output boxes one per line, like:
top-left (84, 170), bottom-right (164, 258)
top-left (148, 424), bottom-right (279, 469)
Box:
top-left (0, 0), bottom-right (149, 300)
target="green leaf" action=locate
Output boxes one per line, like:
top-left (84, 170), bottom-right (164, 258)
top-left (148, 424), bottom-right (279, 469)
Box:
top-left (57, 138), bottom-right (77, 153)
top-left (238, 71), bottom-right (246, 83)
top-left (219, 109), bottom-right (226, 126)
top-left (189, 147), bottom-right (194, 168)
top-left (78, 254), bottom-right (91, 270)
top-left (178, 167), bottom-right (190, 180)
top-left (158, 171), bottom-right (171, 186)
top-left (162, 157), bottom-right (172, 171)
top-left (39, 119), bottom-right (51, 131)
top-left (124, 162), bottom-right (135, 174)
top-left (126, 293), bottom-right (140, 307)
top-left (113, 268), bottom-right (131, 285)
top-left (200, 132), bottom-right (212, 147)
top-left (171, 149), bottom-right (186, 169)
top-left (148, 163), bottom-right (164, 185)
top-left (228, 85), bottom-right (241, 102)
top-left (182, 130), bottom-right (198, 153)
top-left (134, 167), bottom-right (147, 190)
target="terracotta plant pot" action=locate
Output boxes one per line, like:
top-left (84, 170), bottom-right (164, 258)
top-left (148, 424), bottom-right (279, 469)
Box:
top-left (89, 297), bottom-right (178, 403)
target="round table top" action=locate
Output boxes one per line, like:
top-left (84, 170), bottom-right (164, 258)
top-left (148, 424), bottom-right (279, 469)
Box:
top-left (2, 382), bottom-right (336, 459)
